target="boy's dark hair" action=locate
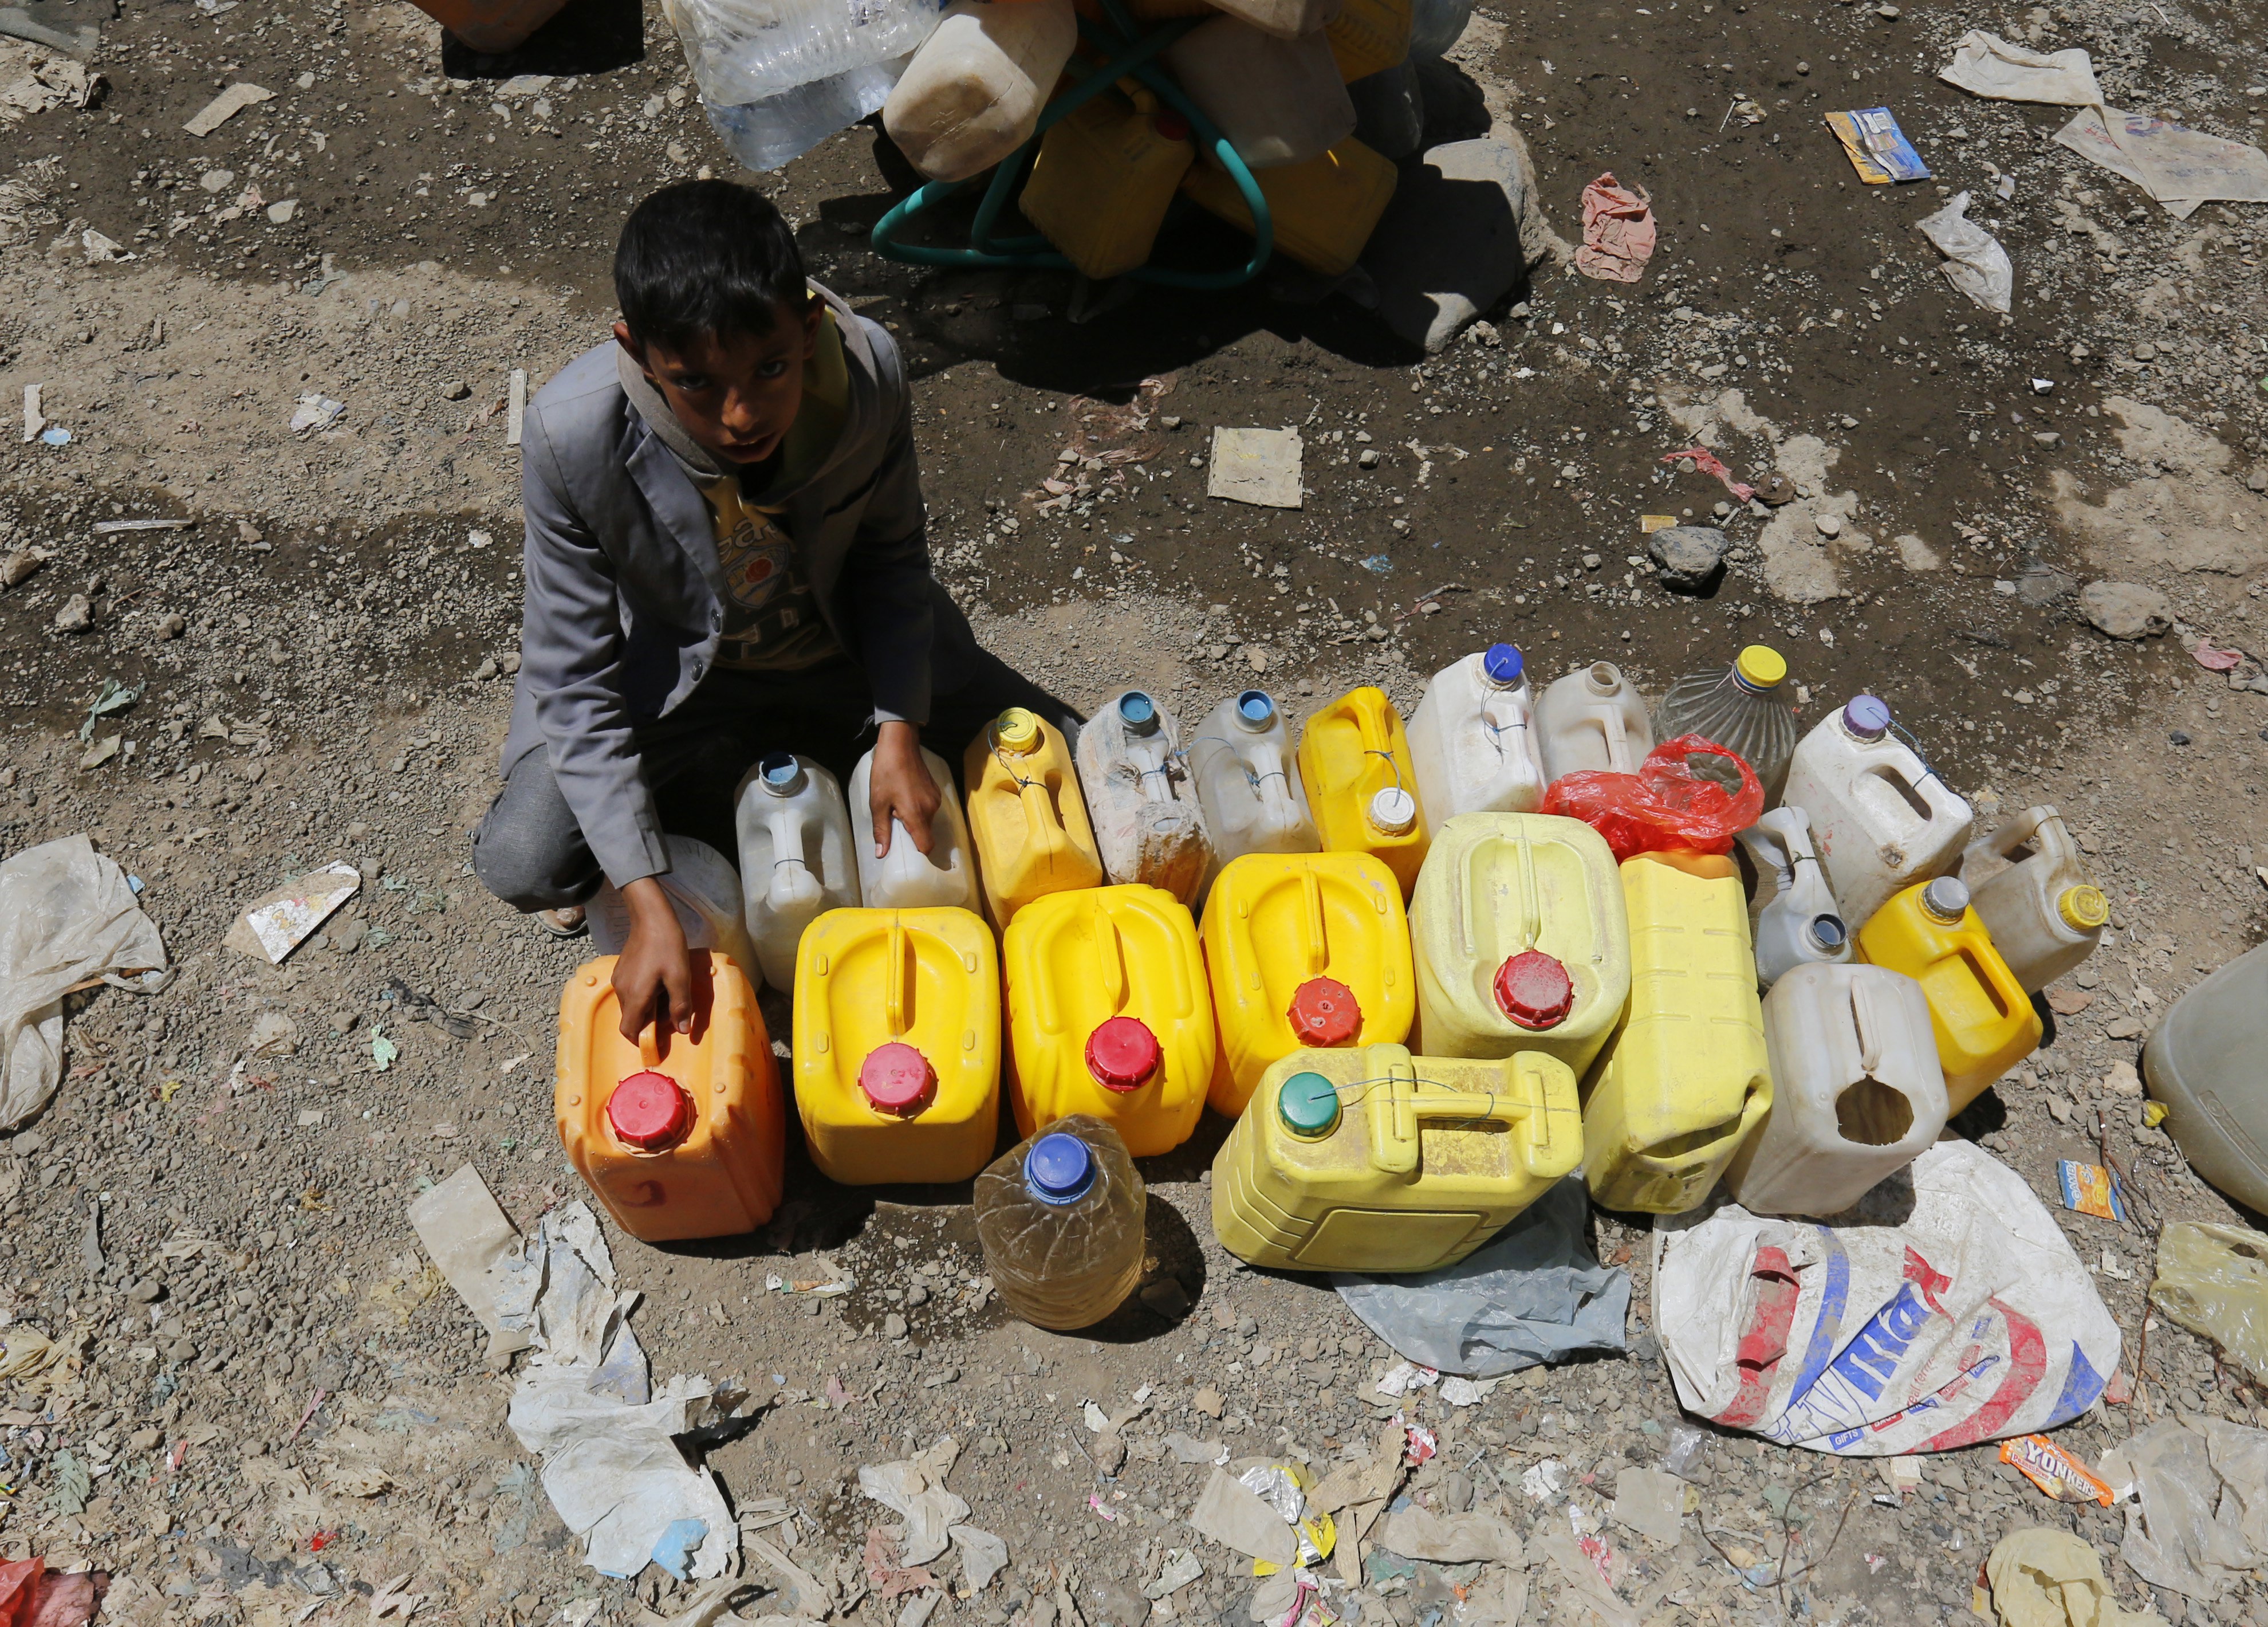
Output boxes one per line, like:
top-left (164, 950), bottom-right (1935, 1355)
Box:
top-left (615, 179), bottom-right (809, 350)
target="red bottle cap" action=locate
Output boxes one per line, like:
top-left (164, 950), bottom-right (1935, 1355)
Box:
top-left (607, 1070), bottom-right (694, 1151)
top-left (1494, 950), bottom-right (1574, 1029)
top-left (860, 1042), bottom-right (934, 1113)
top-left (1287, 977), bottom-right (1362, 1046)
top-left (1085, 1016), bottom-right (1162, 1092)
top-left (1155, 111), bottom-right (1191, 142)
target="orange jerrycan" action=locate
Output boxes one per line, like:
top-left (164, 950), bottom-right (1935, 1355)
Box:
top-left (1003, 884), bottom-right (1214, 1155)
top-left (792, 907), bottom-right (1003, 1185)
top-left (1855, 875), bottom-right (2041, 1115)
top-left (555, 950), bottom-right (785, 1242)
top-left (1297, 685), bottom-right (1430, 899)
top-left (1200, 851), bottom-right (1415, 1117)
top-left (964, 707), bottom-right (1104, 934)
top-left (1211, 1043), bottom-right (1583, 1272)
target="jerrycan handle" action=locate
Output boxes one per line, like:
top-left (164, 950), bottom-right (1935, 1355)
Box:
top-left (1298, 863), bottom-right (1329, 977)
top-left (1983, 805), bottom-right (2058, 863)
top-left (1096, 905), bottom-right (1128, 1011)
top-left (1017, 775), bottom-right (1070, 862)
top-left (1600, 705), bottom-right (1631, 772)
top-left (1364, 1064), bottom-right (1537, 1177)
top-left (1848, 976), bottom-right (1886, 1078)
top-left (639, 1023), bottom-right (662, 1068)
top-left (886, 914), bottom-right (908, 1036)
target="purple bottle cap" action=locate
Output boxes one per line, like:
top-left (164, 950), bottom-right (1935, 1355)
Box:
top-left (1843, 695), bottom-right (1892, 741)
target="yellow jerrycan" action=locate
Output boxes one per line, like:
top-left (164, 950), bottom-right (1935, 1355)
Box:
top-left (1003, 883), bottom-right (1214, 1156)
top-left (1856, 875), bottom-right (2042, 1115)
top-left (1211, 1043), bottom-right (1583, 1272)
top-left (1200, 851), bottom-right (1415, 1117)
top-left (1582, 850), bottom-right (1773, 1214)
top-left (1410, 812), bottom-right (1631, 1076)
top-left (1022, 89), bottom-right (1195, 281)
top-left (964, 706), bottom-right (1104, 933)
top-left (1297, 685), bottom-right (1430, 899)
top-left (1180, 139), bottom-right (1399, 279)
top-left (792, 906), bottom-right (1003, 1185)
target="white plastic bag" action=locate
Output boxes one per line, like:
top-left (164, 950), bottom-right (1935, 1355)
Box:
top-left (1653, 1140), bottom-right (2120, 1456)
top-left (1916, 192), bottom-right (2013, 315)
top-left (1, 835), bottom-right (167, 1130)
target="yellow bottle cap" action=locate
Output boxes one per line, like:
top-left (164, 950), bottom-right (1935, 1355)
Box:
top-left (2143, 1101), bottom-right (2169, 1128)
top-left (1735, 644), bottom-right (1788, 689)
top-left (994, 708), bottom-right (1042, 753)
top-left (2058, 885), bottom-right (2109, 932)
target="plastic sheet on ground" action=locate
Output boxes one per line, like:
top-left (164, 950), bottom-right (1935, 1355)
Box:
top-left (1374, 1505), bottom-right (1523, 1565)
top-left (1982, 1528), bottom-right (2165, 1626)
top-left (1334, 1176), bottom-right (1629, 1377)
top-left (2148, 1222), bottom-right (2268, 1386)
top-left (1915, 191), bottom-right (2013, 315)
top-left (0, 834), bottom-right (167, 1131)
top-left (1653, 1140), bottom-right (2121, 1455)
top-left (407, 1164), bottom-right (534, 1358)
top-left (1573, 172), bottom-right (1655, 284)
top-left (857, 1436), bottom-right (969, 1567)
top-left (2054, 107), bottom-right (2268, 221)
top-left (2096, 1416), bottom-right (2268, 1605)
top-left (1939, 30), bottom-right (2103, 107)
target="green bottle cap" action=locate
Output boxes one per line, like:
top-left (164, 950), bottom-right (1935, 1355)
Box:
top-left (1278, 1071), bottom-right (1342, 1138)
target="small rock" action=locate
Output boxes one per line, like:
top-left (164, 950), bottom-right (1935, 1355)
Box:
top-left (2015, 564), bottom-right (2077, 606)
top-left (266, 199), bottom-right (298, 223)
top-left (2168, 730), bottom-right (2191, 746)
top-left (2246, 465), bottom-right (2268, 494)
top-left (127, 1278), bottom-right (164, 1304)
top-left (1363, 136), bottom-right (1557, 353)
top-left (1192, 1386), bottom-right (1225, 1418)
top-left (1814, 512), bottom-right (1844, 539)
top-left (1, 548), bottom-right (42, 588)
top-left (501, 651), bottom-right (522, 675)
top-left (2080, 580), bottom-right (2171, 640)
top-left (883, 1312), bottom-right (908, 1339)
top-left (441, 380), bottom-right (471, 401)
top-left (1139, 1276), bottom-right (1192, 1320)
top-left (2104, 1059), bottom-right (2143, 1095)
top-left (905, 1283), bottom-right (931, 1307)
top-left (53, 593), bottom-right (93, 633)
top-left (155, 611), bottom-right (188, 640)
top-left (163, 1338), bottom-right (198, 1362)
top-left (1645, 524), bottom-right (1727, 593)
top-left (2105, 1015), bottom-right (2146, 1039)
top-left (200, 169), bottom-right (235, 192)
top-left (471, 657), bottom-right (498, 681)
top-left (1160, 415), bottom-right (1183, 431)
top-left (129, 1426), bottom-right (161, 1451)
top-left (1092, 1430), bottom-right (1128, 1476)
top-left (1358, 447), bottom-right (1380, 468)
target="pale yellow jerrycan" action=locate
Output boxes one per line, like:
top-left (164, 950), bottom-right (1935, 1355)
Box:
top-left (1211, 1043), bottom-right (1584, 1272)
top-left (1582, 850), bottom-right (1773, 1214)
top-left (1410, 812), bottom-right (1631, 1077)
top-left (963, 706), bottom-right (1104, 934)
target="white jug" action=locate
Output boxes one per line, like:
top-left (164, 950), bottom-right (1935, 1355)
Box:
top-left (1780, 694), bottom-right (1971, 934)
top-left (589, 833), bottom-right (766, 993)
top-left (1533, 660), bottom-right (1652, 782)
top-left (733, 752), bottom-right (861, 989)
top-left (1406, 643), bottom-right (1546, 835)
top-left (1723, 962), bottom-right (1948, 1217)
top-left (1963, 805), bottom-right (2107, 993)
top-left (1188, 690), bottom-right (1320, 889)
top-left (1735, 807), bottom-right (1852, 990)
top-left (1164, 17), bottom-right (1354, 170)
top-left (882, 0), bottom-right (1079, 183)
top-left (847, 743), bottom-right (979, 913)
top-left (1074, 690), bottom-right (1216, 907)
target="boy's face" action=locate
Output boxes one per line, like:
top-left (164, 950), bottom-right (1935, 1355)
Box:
top-left (614, 296), bottom-right (824, 467)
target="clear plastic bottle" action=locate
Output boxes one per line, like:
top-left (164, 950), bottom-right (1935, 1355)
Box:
top-left (973, 1114), bottom-right (1146, 1330)
top-left (663, 0), bottom-right (942, 108)
top-left (703, 59), bottom-right (912, 174)
top-left (1651, 644), bottom-right (1798, 802)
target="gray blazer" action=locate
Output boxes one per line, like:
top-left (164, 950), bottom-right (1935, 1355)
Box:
top-left (499, 285), bottom-right (979, 889)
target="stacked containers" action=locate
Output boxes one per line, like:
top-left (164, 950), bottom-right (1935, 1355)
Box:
top-left (556, 950), bottom-right (786, 1241)
top-left (1211, 1043), bottom-right (1582, 1271)
top-left (1298, 685), bottom-right (1428, 898)
top-left (1022, 92), bottom-right (1198, 281)
top-left (792, 907), bottom-right (1003, 1184)
top-left (1409, 812), bottom-right (1630, 1077)
top-left (1582, 850), bottom-right (1773, 1213)
top-left (1075, 690), bottom-right (1215, 907)
top-left (1854, 876), bottom-right (2039, 1116)
top-left (964, 707), bottom-right (1104, 933)
top-left (1003, 884), bottom-right (1214, 1154)
top-left (1782, 695), bottom-right (1973, 931)
top-left (1201, 851), bottom-right (1414, 1114)
top-left (1405, 643), bottom-right (1547, 833)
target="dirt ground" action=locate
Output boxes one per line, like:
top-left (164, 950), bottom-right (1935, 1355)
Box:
top-left (3, 0), bottom-right (2268, 1621)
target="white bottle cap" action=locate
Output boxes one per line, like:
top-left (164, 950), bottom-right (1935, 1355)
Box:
top-left (1368, 787), bottom-right (1418, 835)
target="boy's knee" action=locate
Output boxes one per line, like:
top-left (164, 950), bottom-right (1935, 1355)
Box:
top-left (471, 813), bottom-right (596, 914)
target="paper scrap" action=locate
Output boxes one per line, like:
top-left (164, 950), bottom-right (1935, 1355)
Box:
top-left (1915, 191), bottom-right (2013, 313)
top-left (224, 861), bottom-right (360, 963)
top-left (1207, 426), bottom-right (1304, 509)
top-left (184, 81), bottom-right (273, 136)
top-left (2057, 1159), bottom-right (2129, 1223)
top-left (1826, 107), bottom-right (1930, 183)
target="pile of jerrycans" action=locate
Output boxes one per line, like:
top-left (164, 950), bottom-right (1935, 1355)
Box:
top-left (554, 642), bottom-right (2110, 1330)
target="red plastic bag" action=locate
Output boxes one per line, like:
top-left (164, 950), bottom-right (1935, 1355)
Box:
top-left (1541, 733), bottom-right (1763, 862)
top-left (0, 1562), bottom-right (43, 1627)
top-left (0, 1561), bottom-right (107, 1627)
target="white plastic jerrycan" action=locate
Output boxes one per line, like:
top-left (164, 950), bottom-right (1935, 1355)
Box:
top-left (1190, 690), bottom-right (1320, 882)
top-left (883, 0), bottom-right (1080, 183)
top-left (1735, 807), bottom-right (1853, 991)
top-left (1963, 805), bottom-right (2108, 993)
top-left (1534, 660), bottom-right (1653, 782)
top-left (734, 752), bottom-right (861, 989)
top-left (589, 832), bottom-right (765, 992)
top-left (1781, 694), bottom-right (1972, 934)
top-left (1407, 643), bottom-right (1546, 835)
top-left (1076, 690), bottom-right (1216, 907)
top-left (848, 744), bottom-right (979, 914)
top-left (1724, 962), bottom-right (1948, 1217)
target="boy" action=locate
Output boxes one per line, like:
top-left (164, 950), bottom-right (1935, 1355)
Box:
top-left (474, 180), bottom-right (1069, 1040)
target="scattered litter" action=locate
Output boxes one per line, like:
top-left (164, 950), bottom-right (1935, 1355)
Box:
top-left (2191, 639), bottom-right (2245, 671)
top-left (1538, 1530), bottom-right (1640, 1627)
top-left (1826, 107), bottom-right (1930, 183)
top-left (859, 1436), bottom-right (969, 1565)
top-left (1654, 1139), bottom-right (2121, 1454)
top-left (0, 47), bottom-right (100, 121)
top-left (1437, 1374), bottom-right (1494, 1407)
top-left (224, 861), bottom-right (360, 964)
top-left (1142, 1549), bottom-right (1203, 1601)
top-left (1376, 1504), bottom-right (1523, 1564)
top-left (1609, 1466), bottom-right (1686, 1546)
top-left (290, 394), bottom-right (345, 434)
top-left (1207, 427), bottom-right (1304, 510)
top-left (0, 834), bottom-right (167, 1130)
top-left (78, 226), bottom-right (131, 262)
top-left (0, 1560), bottom-right (109, 1627)
top-left (90, 517), bottom-right (194, 535)
top-left (76, 677), bottom-right (140, 740)
top-left (408, 1164), bottom-right (536, 1359)
top-left (1574, 172), bottom-right (1655, 283)
top-left (1187, 1467), bottom-right (1296, 1569)
top-left (2054, 107), bottom-right (2268, 219)
top-left (38, 425), bottom-right (68, 446)
top-left (507, 368), bottom-right (527, 447)
top-left (18, 383), bottom-right (38, 444)
top-left (1660, 445), bottom-right (1757, 502)
top-left (1337, 1176), bottom-right (1629, 1375)
top-left (1879, 1456), bottom-right (1923, 1501)
top-left (2000, 1436), bottom-right (2115, 1506)
top-left (950, 1524), bottom-right (1009, 1590)
top-left (2057, 1160), bottom-right (2129, 1223)
top-left (1542, 734), bottom-right (1763, 863)
top-left (1983, 1528), bottom-right (2158, 1627)
top-left (1373, 1362), bottom-right (1439, 1398)
top-left (1640, 514), bottom-right (1678, 532)
top-left (183, 80), bottom-right (272, 135)
top-left (1939, 30), bottom-right (2103, 107)
top-left (2148, 1222), bottom-right (2268, 1385)
top-left (2097, 1416), bottom-right (2268, 1605)
top-left (0, 1326), bottom-right (80, 1389)
top-left (1163, 1433), bottom-right (1228, 1465)
top-left (1915, 191), bottom-right (2013, 314)
top-left (1360, 554), bottom-right (1392, 573)
top-left (1521, 1460), bottom-right (1568, 1502)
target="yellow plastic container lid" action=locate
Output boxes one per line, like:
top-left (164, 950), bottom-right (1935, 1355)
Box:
top-left (2058, 885), bottom-right (2109, 931)
top-left (1734, 644), bottom-right (1788, 689)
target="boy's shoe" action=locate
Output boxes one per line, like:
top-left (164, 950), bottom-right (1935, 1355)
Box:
top-left (538, 906), bottom-right (588, 937)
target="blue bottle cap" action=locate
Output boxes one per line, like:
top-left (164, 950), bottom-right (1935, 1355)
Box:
top-left (1235, 690), bottom-right (1276, 729)
top-left (1843, 695), bottom-right (1892, 741)
top-left (1277, 1071), bottom-right (1342, 1138)
top-left (1482, 643), bottom-right (1525, 686)
top-left (759, 752), bottom-right (802, 793)
top-left (1118, 691), bottom-right (1160, 736)
top-left (1025, 1133), bottom-right (1096, 1205)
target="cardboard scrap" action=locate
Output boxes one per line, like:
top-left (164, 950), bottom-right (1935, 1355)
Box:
top-left (223, 860), bottom-right (359, 963)
top-left (1208, 427), bottom-right (1303, 509)
top-left (183, 80), bottom-right (270, 135)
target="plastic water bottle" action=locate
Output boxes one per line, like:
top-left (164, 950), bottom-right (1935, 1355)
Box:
top-left (733, 752), bottom-right (861, 989)
top-left (1406, 642), bottom-right (1545, 835)
top-left (704, 58), bottom-right (912, 173)
top-left (1407, 0), bottom-right (1471, 57)
top-left (1652, 645), bottom-right (1798, 803)
top-left (665, 0), bottom-right (943, 108)
top-left (972, 1115), bottom-right (1146, 1330)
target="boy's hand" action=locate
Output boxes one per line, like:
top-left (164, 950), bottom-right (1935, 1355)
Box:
top-left (612, 877), bottom-right (694, 1042)
top-left (868, 719), bottom-right (938, 859)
